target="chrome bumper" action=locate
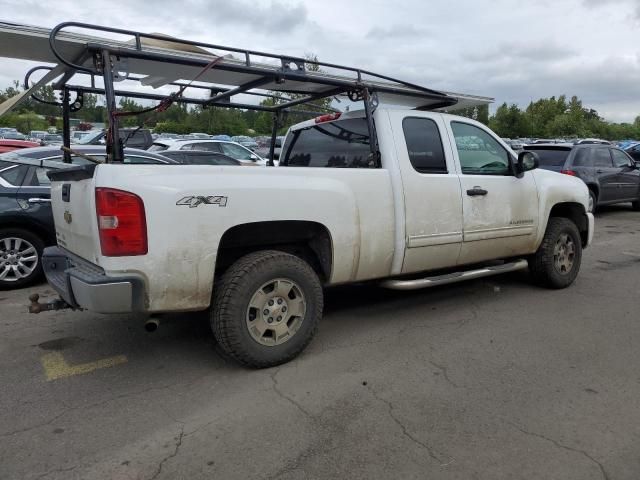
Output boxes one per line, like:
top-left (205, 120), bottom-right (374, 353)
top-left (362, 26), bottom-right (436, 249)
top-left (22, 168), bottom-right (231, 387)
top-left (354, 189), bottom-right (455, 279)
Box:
top-left (42, 246), bottom-right (145, 313)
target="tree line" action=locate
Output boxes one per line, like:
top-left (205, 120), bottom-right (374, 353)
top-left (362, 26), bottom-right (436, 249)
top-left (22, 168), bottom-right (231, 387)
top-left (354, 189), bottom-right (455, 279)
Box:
top-left (452, 95), bottom-right (640, 140)
top-left (2, 80), bottom-right (639, 140)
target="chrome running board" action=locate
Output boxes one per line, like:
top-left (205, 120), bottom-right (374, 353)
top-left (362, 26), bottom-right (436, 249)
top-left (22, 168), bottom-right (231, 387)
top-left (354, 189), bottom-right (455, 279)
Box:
top-left (380, 259), bottom-right (529, 291)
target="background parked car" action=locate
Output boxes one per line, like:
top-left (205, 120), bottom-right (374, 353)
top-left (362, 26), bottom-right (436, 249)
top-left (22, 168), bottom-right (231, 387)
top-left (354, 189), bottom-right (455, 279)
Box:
top-left (524, 143), bottom-right (640, 212)
top-left (41, 134), bottom-right (63, 146)
top-left (28, 130), bottom-right (48, 141)
top-left (0, 146), bottom-right (177, 288)
top-left (148, 139), bottom-right (266, 165)
top-left (77, 128), bottom-right (154, 149)
top-left (624, 142), bottom-right (640, 162)
top-left (254, 135), bottom-right (284, 160)
top-left (0, 140), bottom-right (40, 153)
top-left (158, 150), bottom-right (241, 165)
top-left (0, 131), bottom-right (27, 141)
top-left (231, 135), bottom-right (259, 150)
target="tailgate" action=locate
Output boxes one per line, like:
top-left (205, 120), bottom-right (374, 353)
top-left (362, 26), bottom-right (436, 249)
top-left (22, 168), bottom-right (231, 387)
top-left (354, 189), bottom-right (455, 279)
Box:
top-left (48, 165), bottom-right (100, 263)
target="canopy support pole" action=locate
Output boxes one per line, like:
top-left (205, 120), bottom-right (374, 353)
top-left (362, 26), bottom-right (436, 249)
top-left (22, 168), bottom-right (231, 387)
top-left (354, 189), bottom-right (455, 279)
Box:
top-left (100, 49), bottom-right (123, 163)
top-left (61, 87), bottom-right (71, 163)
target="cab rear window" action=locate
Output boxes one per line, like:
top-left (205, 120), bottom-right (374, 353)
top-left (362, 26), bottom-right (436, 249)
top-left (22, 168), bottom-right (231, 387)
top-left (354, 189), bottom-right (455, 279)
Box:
top-left (281, 119), bottom-right (374, 168)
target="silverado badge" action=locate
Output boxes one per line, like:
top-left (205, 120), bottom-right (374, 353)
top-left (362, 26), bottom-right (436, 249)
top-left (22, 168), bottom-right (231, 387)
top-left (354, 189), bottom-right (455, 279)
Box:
top-left (64, 210), bottom-right (72, 224)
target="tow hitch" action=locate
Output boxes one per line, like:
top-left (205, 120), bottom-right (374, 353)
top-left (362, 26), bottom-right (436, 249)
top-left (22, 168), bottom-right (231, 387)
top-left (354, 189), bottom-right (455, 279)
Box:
top-left (28, 293), bottom-right (73, 314)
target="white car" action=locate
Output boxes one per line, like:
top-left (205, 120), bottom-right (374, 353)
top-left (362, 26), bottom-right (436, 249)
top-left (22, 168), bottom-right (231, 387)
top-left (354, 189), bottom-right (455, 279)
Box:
top-left (148, 139), bottom-right (266, 166)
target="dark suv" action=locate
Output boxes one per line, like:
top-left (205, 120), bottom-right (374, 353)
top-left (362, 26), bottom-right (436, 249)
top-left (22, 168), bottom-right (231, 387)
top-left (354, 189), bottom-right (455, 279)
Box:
top-left (524, 143), bottom-right (640, 213)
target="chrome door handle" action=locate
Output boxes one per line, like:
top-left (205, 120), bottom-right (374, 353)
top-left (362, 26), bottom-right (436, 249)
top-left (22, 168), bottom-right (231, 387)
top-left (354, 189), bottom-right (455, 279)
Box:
top-left (28, 198), bottom-right (51, 204)
top-left (466, 187), bottom-right (488, 196)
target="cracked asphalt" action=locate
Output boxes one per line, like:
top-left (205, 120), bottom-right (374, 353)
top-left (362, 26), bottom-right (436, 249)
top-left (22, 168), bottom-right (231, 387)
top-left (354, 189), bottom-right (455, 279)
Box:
top-left (1, 205), bottom-right (640, 480)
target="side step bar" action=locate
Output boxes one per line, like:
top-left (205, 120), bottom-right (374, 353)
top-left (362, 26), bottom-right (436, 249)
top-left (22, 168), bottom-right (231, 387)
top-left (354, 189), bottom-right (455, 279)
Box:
top-left (380, 259), bottom-right (529, 291)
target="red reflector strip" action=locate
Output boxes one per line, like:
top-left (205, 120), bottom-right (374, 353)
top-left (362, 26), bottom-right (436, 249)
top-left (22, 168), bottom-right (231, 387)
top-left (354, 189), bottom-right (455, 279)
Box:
top-left (314, 112), bottom-right (342, 124)
top-left (561, 169), bottom-right (577, 176)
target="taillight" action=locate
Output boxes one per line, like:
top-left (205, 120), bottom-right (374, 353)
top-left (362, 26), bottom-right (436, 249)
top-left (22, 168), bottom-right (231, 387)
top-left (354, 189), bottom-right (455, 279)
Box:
top-left (95, 188), bottom-right (147, 256)
top-left (314, 112), bottom-right (342, 124)
top-left (561, 169), bottom-right (577, 176)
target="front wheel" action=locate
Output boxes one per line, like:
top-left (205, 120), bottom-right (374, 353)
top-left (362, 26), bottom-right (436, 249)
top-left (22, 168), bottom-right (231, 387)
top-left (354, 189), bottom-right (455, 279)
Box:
top-left (211, 250), bottom-right (323, 368)
top-left (528, 218), bottom-right (582, 289)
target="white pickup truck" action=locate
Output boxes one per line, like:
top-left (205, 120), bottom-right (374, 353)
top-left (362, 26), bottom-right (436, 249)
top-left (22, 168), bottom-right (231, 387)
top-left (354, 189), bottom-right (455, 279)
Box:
top-left (39, 108), bottom-right (594, 367)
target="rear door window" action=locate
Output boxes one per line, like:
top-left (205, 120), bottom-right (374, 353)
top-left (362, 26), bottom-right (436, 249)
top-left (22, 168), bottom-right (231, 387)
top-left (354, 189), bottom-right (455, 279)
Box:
top-left (593, 148), bottom-right (613, 167)
top-left (282, 118), bottom-right (373, 168)
top-left (572, 149), bottom-right (592, 167)
top-left (190, 142), bottom-right (222, 152)
top-left (0, 164), bottom-right (29, 186)
top-left (402, 117), bottom-right (447, 173)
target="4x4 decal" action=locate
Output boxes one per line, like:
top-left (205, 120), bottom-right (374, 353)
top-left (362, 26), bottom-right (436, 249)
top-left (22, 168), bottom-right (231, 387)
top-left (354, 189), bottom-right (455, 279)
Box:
top-left (176, 196), bottom-right (228, 208)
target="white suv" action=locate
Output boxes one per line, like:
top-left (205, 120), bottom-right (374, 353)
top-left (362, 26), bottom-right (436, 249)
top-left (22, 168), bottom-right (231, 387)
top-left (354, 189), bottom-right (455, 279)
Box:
top-left (148, 139), bottom-right (266, 165)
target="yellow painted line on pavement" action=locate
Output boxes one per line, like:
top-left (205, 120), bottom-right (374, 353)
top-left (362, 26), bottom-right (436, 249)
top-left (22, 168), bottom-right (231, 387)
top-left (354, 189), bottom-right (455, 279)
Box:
top-left (41, 352), bottom-right (128, 381)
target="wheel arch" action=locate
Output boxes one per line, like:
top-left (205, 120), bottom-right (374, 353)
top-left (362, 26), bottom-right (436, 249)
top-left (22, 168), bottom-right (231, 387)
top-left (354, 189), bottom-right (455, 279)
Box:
top-left (548, 202), bottom-right (589, 246)
top-left (215, 220), bottom-right (333, 282)
top-left (0, 218), bottom-right (54, 245)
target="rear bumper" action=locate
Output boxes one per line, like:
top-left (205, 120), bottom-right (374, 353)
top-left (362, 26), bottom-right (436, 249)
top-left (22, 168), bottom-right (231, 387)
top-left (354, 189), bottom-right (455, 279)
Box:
top-left (585, 212), bottom-right (595, 247)
top-left (42, 246), bottom-right (145, 313)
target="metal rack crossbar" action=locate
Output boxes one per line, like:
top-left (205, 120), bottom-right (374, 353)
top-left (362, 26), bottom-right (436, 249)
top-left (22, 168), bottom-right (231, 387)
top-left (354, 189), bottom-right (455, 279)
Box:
top-left (0, 20), bottom-right (493, 165)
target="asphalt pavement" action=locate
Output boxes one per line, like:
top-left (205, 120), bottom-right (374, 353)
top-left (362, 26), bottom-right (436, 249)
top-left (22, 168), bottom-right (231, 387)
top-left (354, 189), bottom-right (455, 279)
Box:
top-left (1, 205), bottom-right (639, 480)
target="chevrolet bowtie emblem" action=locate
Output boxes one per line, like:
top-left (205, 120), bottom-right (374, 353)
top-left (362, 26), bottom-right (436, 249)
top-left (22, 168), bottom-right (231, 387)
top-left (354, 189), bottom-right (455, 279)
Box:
top-left (64, 211), bottom-right (72, 224)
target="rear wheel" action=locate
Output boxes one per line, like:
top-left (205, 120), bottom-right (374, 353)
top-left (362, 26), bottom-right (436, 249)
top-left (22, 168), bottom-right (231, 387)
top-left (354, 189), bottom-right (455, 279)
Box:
top-left (632, 197), bottom-right (640, 211)
top-left (528, 218), bottom-right (582, 289)
top-left (211, 250), bottom-right (323, 368)
top-left (0, 228), bottom-right (44, 289)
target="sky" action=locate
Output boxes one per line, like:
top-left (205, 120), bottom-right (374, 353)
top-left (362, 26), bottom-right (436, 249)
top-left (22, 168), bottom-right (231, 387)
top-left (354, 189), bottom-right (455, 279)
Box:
top-left (0, 0), bottom-right (639, 122)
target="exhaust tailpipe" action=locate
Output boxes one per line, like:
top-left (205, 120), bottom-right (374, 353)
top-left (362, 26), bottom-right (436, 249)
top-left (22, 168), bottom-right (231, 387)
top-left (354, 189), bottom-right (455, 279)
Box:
top-left (144, 317), bottom-right (160, 333)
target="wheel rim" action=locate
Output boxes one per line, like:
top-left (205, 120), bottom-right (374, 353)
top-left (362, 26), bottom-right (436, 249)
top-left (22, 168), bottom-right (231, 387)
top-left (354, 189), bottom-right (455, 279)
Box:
top-left (588, 194), bottom-right (594, 213)
top-left (246, 278), bottom-right (306, 346)
top-left (0, 237), bottom-right (38, 282)
top-left (553, 233), bottom-right (575, 275)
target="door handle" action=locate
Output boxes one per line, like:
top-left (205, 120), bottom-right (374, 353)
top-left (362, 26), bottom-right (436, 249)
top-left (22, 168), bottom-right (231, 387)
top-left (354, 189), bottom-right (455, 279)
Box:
top-left (28, 198), bottom-right (51, 204)
top-left (466, 187), bottom-right (488, 196)
top-left (596, 169), bottom-right (604, 173)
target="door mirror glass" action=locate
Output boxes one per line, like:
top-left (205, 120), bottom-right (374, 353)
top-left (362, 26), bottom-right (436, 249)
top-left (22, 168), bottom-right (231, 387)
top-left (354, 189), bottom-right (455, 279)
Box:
top-left (517, 151), bottom-right (539, 174)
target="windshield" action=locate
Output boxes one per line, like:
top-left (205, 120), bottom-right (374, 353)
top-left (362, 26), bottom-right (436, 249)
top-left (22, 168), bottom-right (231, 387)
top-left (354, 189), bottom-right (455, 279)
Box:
top-left (77, 130), bottom-right (104, 144)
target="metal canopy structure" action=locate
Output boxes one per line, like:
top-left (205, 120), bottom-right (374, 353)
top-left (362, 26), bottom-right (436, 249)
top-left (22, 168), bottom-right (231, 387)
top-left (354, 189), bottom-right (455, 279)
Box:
top-left (0, 20), bottom-right (494, 165)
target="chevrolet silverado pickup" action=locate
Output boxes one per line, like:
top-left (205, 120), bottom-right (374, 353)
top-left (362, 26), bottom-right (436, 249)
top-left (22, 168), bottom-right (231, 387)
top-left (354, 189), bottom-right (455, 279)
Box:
top-left (40, 109), bottom-right (594, 367)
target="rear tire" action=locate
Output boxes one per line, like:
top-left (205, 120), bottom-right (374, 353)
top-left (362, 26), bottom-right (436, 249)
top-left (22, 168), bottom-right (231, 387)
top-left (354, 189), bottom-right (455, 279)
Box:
top-left (632, 198), bottom-right (640, 211)
top-left (0, 228), bottom-right (44, 290)
top-left (211, 250), bottom-right (323, 368)
top-left (528, 218), bottom-right (582, 289)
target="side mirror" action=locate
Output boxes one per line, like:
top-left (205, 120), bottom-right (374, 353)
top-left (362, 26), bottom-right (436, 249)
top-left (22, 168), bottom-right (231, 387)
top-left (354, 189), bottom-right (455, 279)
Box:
top-left (250, 154), bottom-right (258, 161)
top-left (515, 151), bottom-right (539, 177)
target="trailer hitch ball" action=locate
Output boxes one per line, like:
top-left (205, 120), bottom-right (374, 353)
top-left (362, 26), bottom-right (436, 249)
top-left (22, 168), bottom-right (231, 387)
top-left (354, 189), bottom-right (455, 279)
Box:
top-left (28, 293), bottom-right (71, 314)
top-left (28, 293), bottom-right (42, 314)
